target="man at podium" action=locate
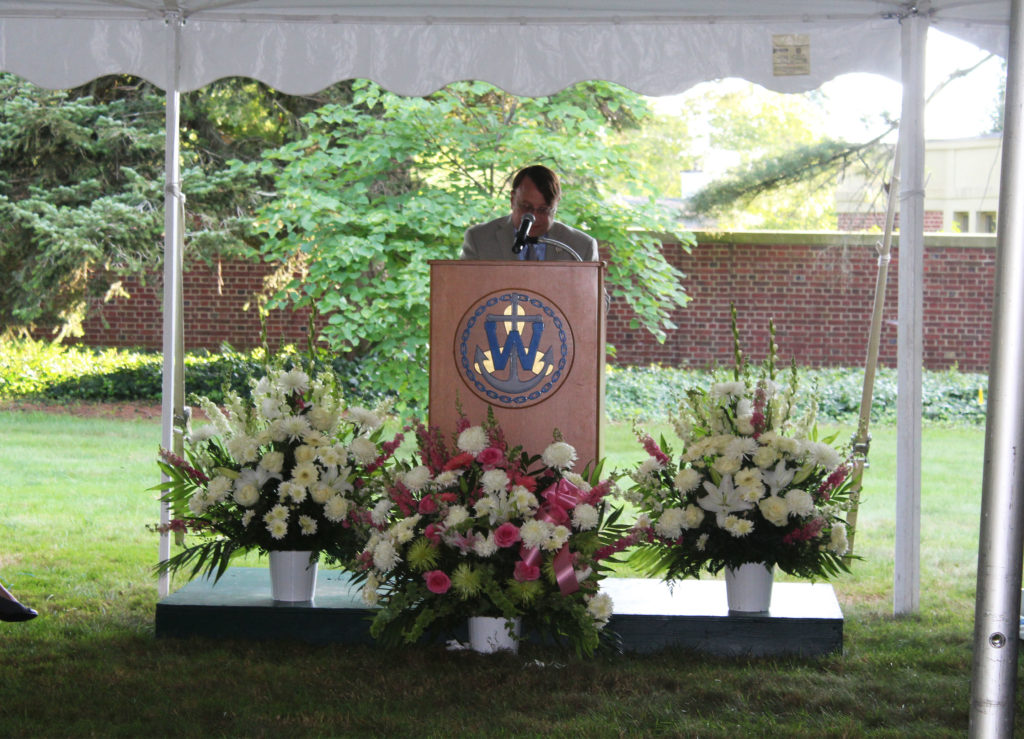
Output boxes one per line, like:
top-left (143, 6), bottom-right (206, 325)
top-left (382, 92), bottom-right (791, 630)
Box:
top-left (461, 165), bottom-right (599, 262)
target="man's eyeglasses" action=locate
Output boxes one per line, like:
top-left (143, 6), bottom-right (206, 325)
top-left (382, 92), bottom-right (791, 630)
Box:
top-left (514, 200), bottom-right (556, 217)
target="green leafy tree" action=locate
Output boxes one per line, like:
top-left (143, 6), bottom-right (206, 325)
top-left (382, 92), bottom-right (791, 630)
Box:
top-left (678, 83), bottom-right (840, 229)
top-left (250, 79), bottom-right (692, 409)
top-left (0, 74), bottom-right (353, 339)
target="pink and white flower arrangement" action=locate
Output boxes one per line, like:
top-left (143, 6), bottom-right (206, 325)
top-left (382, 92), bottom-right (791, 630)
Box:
top-left (358, 410), bottom-right (627, 656)
top-left (154, 365), bottom-right (402, 581)
top-left (627, 310), bottom-right (857, 581)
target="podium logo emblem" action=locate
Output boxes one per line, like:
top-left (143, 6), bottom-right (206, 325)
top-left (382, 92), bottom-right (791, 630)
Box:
top-left (456, 290), bottom-right (574, 408)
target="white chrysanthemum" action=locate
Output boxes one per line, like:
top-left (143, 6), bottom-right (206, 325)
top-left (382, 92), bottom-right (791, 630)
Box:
top-left (456, 426), bottom-right (488, 455)
top-left (474, 495), bottom-right (497, 519)
top-left (277, 368), bottom-right (310, 396)
top-left (402, 465), bottom-right (432, 493)
top-left (829, 523), bottom-right (849, 555)
top-left (188, 425), bottom-right (218, 445)
top-left (734, 467), bottom-right (762, 489)
top-left (572, 503), bottom-right (600, 531)
top-left (324, 495), bottom-right (350, 523)
top-left (511, 486), bottom-right (538, 514)
top-left (279, 480), bottom-right (307, 504)
top-left (371, 498), bottom-right (393, 526)
top-left (225, 435), bottom-right (260, 465)
top-left (473, 532), bottom-right (499, 558)
top-left (563, 472), bottom-right (592, 493)
top-left (260, 397), bottom-right (284, 424)
top-left (310, 482), bottom-right (333, 505)
top-left (432, 470), bottom-right (460, 488)
top-left (806, 441), bottom-right (841, 471)
top-left (723, 515), bottom-right (754, 537)
top-left (739, 484), bottom-right (765, 504)
top-left (298, 515), bottom-right (318, 536)
top-left (634, 512), bottom-right (652, 530)
top-left (542, 441), bottom-right (577, 470)
top-left (758, 495), bottom-right (790, 526)
top-left (347, 406), bottom-right (382, 431)
top-left (776, 437), bottom-right (800, 455)
top-left (293, 444), bottom-right (317, 464)
top-left (587, 592), bottom-right (614, 626)
top-left (266, 518), bottom-right (288, 540)
top-left (279, 415), bottom-right (310, 442)
top-left (712, 455), bottom-right (743, 476)
top-left (308, 406), bottom-right (338, 433)
top-left (264, 504), bottom-right (289, 522)
top-left (349, 437), bottom-right (379, 466)
top-left (241, 509), bottom-right (255, 528)
top-left (318, 444), bottom-right (347, 468)
top-left (696, 532), bottom-right (709, 551)
top-left (390, 515), bottom-right (421, 544)
top-left (786, 489), bottom-right (815, 517)
top-left (444, 505), bottom-right (470, 528)
top-left (291, 461), bottom-right (319, 489)
top-left (234, 482), bottom-right (260, 507)
top-left (682, 504), bottom-right (705, 529)
top-left (654, 507), bottom-right (687, 539)
top-left (207, 475), bottom-right (233, 504)
top-left (372, 539), bottom-right (400, 572)
top-left (481, 468), bottom-right (510, 495)
top-left (519, 519), bottom-right (552, 550)
top-left (632, 456), bottom-right (665, 484)
top-left (259, 450), bottom-right (285, 477)
top-left (187, 492), bottom-right (210, 516)
top-left (752, 445), bottom-right (780, 469)
top-left (710, 381), bottom-right (747, 399)
top-left (673, 468), bottom-right (702, 494)
top-left (546, 525), bottom-right (571, 551)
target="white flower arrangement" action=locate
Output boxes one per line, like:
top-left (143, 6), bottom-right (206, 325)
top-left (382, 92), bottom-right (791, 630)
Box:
top-left (628, 309), bottom-right (858, 581)
top-left (154, 365), bottom-right (401, 582)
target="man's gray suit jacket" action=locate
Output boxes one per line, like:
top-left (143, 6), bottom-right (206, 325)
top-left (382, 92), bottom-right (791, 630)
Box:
top-left (460, 215), bottom-right (599, 262)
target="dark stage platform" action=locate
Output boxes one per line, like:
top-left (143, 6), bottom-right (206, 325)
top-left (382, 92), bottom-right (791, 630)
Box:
top-left (155, 568), bottom-right (843, 657)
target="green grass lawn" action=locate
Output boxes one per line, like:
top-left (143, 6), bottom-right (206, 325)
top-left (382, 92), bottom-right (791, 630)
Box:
top-left (0, 408), bottom-right (1017, 737)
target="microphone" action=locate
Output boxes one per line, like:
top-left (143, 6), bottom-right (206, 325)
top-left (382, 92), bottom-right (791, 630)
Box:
top-left (512, 213), bottom-right (535, 254)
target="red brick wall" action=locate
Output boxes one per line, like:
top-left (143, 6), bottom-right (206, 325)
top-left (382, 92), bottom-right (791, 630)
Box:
top-left (604, 233), bottom-right (994, 372)
top-left (837, 211), bottom-right (945, 231)
top-left (77, 260), bottom-right (322, 352)
top-left (75, 233), bottom-right (996, 373)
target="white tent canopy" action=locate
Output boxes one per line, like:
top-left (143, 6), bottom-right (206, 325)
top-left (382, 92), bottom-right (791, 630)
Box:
top-left (1, 1), bottom-right (1021, 733)
top-left (0, 1), bottom-right (1011, 95)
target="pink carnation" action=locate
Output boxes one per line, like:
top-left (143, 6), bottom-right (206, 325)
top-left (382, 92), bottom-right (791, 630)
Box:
top-left (476, 447), bottom-right (506, 468)
top-left (514, 561), bottom-right (541, 582)
top-left (494, 522), bottom-right (521, 548)
top-left (424, 569), bottom-right (451, 594)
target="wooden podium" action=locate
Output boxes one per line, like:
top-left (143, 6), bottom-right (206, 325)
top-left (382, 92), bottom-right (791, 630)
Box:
top-left (428, 260), bottom-right (606, 467)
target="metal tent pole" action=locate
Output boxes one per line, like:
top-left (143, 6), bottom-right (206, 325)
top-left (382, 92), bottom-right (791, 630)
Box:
top-left (970, 0), bottom-right (1024, 733)
top-left (158, 11), bottom-right (186, 599)
top-left (894, 3), bottom-right (927, 616)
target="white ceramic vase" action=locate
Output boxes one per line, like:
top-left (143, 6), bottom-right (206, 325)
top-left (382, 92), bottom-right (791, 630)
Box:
top-left (467, 616), bottom-right (521, 654)
top-left (268, 550), bottom-right (318, 602)
top-left (724, 562), bottom-right (774, 613)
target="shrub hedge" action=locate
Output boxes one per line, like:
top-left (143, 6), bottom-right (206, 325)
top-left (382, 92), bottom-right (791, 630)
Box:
top-left (1, 339), bottom-right (988, 426)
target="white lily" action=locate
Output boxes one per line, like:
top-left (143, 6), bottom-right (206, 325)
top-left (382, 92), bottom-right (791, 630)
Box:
top-left (697, 474), bottom-right (754, 527)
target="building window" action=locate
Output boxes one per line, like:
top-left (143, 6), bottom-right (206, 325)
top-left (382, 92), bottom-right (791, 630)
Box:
top-left (978, 211), bottom-right (997, 233)
top-left (953, 211), bottom-right (969, 232)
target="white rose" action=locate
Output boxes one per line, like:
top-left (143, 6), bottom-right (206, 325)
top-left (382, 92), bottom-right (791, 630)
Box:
top-left (758, 495), bottom-right (790, 526)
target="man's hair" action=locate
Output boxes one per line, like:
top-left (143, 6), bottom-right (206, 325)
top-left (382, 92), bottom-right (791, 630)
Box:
top-left (510, 165), bottom-right (561, 206)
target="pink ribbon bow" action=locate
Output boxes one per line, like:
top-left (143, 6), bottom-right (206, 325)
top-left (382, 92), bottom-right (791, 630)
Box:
top-left (520, 478), bottom-right (585, 595)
